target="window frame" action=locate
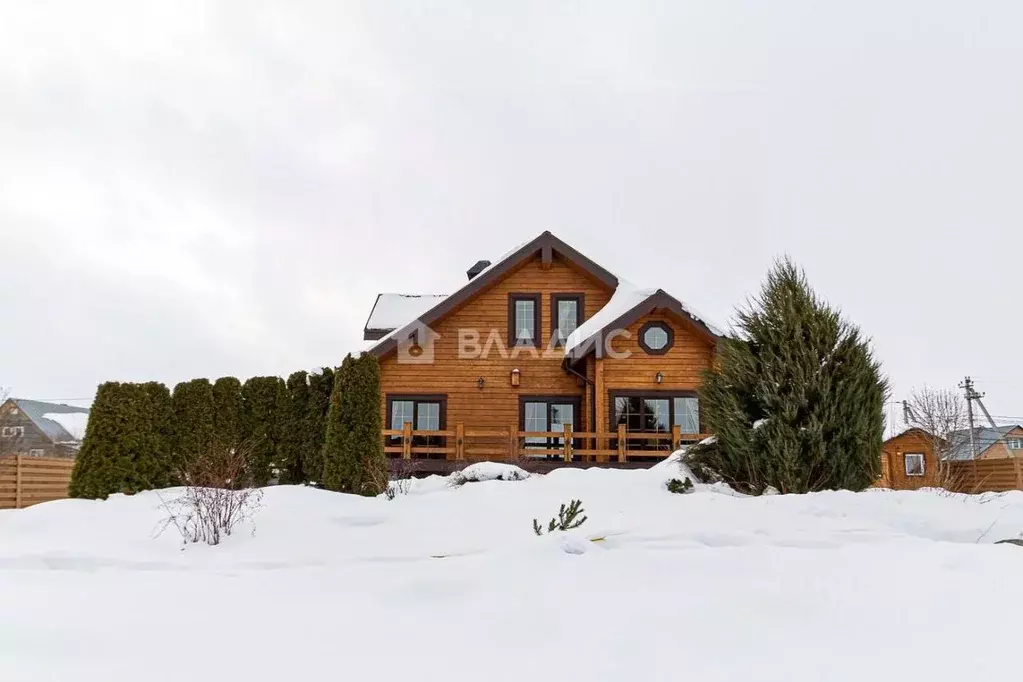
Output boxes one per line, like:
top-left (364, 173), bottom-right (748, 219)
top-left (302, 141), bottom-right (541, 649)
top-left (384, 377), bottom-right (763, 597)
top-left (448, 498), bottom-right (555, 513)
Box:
top-left (28, 449), bottom-right (44, 458)
top-left (608, 390), bottom-right (700, 450)
top-left (385, 394), bottom-right (448, 450)
top-left (1, 426), bottom-right (25, 438)
top-left (550, 293), bottom-right (585, 347)
top-left (904, 452), bottom-right (925, 477)
top-left (519, 395), bottom-right (582, 450)
top-left (508, 293), bottom-right (542, 348)
top-left (1007, 437), bottom-right (1023, 450)
top-left (638, 320), bottom-right (674, 355)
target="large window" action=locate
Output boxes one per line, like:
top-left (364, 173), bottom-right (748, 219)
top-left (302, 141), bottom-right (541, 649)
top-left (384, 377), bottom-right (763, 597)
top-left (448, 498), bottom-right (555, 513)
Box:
top-left (551, 294), bottom-right (584, 346)
top-left (387, 395), bottom-right (447, 453)
top-left (508, 294), bottom-right (541, 347)
top-left (610, 392), bottom-right (700, 450)
top-left (521, 397), bottom-right (580, 454)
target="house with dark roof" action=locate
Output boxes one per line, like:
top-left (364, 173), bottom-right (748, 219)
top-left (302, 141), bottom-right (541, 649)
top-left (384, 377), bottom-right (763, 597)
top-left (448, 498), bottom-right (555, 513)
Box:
top-left (362, 231), bottom-right (722, 466)
top-left (0, 398), bottom-right (90, 459)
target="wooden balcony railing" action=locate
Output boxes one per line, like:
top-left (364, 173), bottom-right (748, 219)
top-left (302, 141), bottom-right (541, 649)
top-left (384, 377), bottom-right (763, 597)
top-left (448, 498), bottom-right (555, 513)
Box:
top-left (382, 422), bottom-right (709, 463)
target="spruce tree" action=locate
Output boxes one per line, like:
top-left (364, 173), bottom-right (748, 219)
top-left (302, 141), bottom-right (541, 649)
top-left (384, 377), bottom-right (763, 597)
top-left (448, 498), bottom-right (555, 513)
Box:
top-left (242, 376), bottom-right (285, 486)
top-left (171, 379), bottom-right (215, 473)
top-left (687, 258), bottom-right (887, 494)
top-left (305, 367), bottom-right (335, 484)
top-left (277, 371), bottom-right (312, 484)
top-left (212, 376), bottom-right (244, 450)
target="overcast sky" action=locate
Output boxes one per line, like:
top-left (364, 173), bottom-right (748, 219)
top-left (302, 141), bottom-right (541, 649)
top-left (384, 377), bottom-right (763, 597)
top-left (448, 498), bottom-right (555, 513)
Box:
top-left (2, 1), bottom-right (1022, 423)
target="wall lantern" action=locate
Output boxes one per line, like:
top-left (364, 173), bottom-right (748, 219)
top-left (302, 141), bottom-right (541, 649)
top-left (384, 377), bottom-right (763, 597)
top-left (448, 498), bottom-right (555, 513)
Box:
top-left (477, 376), bottom-right (486, 390)
top-left (655, 371), bottom-right (664, 384)
top-left (510, 368), bottom-right (521, 387)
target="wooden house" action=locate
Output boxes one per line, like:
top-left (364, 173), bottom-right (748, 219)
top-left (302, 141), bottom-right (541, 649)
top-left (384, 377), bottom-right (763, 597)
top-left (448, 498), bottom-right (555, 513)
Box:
top-left (362, 231), bottom-right (722, 469)
top-left (0, 398), bottom-right (89, 459)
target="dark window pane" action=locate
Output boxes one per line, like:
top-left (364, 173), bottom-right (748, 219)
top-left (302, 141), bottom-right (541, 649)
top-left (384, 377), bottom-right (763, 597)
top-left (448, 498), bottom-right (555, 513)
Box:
top-left (644, 399), bottom-right (670, 432)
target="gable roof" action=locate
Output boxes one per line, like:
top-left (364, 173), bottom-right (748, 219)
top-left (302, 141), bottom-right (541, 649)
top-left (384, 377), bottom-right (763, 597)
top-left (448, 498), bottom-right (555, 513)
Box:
top-left (5, 398), bottom-right (90, 443)
top-left (365, 231), bottom-right (621, 356)
top-left (944, 425), bottom-right (1021, 461)
top-left (564, 283), bottom-right (724, 363)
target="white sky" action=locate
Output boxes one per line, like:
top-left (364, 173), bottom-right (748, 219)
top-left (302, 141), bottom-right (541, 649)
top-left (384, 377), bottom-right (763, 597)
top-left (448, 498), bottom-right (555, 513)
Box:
top-left (2, 1), bottom-right (1022, 422)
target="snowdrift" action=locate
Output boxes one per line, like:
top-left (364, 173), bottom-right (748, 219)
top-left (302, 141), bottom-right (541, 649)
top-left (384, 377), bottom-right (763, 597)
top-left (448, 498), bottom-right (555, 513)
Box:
top-left (2, 461), bottom-right (1023, 682)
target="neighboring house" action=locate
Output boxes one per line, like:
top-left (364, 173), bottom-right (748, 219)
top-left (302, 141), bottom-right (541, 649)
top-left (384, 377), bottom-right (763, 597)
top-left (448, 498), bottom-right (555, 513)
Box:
top-left (944, 425), bottom-right (1023, 461)
top-left (0, 398), bottom-right (90, 459)
top-left (362, 231), bottom-right (722, 464)
top-left (881, 424), bottom-right (1023, 489)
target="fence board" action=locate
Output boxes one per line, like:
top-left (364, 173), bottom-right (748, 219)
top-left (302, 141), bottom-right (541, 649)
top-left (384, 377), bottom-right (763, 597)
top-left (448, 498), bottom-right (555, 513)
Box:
top-left (0, 456), bottom-right (75, 509)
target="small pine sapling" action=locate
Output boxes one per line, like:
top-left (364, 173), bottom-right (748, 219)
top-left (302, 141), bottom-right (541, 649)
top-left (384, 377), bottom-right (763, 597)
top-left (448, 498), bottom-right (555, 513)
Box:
top-left (533, 499), bottom-right (588, 535)
top-left (666, 477), bottom-right (694, 494)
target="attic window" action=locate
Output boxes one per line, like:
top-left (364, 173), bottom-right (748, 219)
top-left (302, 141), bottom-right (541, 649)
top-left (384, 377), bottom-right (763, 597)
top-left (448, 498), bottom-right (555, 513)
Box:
top-left (1, 426), bottom-right (24, 438)
top-left (1007, 438), bottom-right (1023, 450)
top-left (509, 294), bottom-right (540, 348)
top-left (904, 453), bottom-right (925, 477)
top-left (639, 321), bottom-right (673, 355)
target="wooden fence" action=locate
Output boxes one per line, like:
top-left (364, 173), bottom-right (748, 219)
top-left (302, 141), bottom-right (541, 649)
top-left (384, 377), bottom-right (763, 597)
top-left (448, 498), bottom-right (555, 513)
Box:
top-left (383, 423), bottom-right (709, 463)
top-left (946, 459), bottom-right (1023, 493)
top-left (0, 455), bottom-right (75, 509)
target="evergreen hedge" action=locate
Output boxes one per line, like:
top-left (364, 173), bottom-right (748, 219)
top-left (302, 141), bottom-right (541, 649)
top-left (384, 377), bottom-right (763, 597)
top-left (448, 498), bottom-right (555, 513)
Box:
top-left (686, 258), bottom-right (888, 494)
top-left (305, 367), bottom-right (335, 484)
top-left (212, 376), bottom-right (244, 450)
top-left (277, 371), bottom-right (312, 484)
top-left (69, 382), bottom-right (174, 499)
top-left (171, 379), bottom-right (215, 473)
top-left (241, 376), bottom-right (285, 486)
top-left (322, 354), bottom-right (385, 495)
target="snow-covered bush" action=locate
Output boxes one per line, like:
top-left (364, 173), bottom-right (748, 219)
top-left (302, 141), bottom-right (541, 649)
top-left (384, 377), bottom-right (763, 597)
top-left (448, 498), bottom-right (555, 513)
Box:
top-left (450, 462), bottom-right (529, 487)
top-left (666, 477), bottom-right (694, 494)
top-left (533, 499), bottom-right (588, 535)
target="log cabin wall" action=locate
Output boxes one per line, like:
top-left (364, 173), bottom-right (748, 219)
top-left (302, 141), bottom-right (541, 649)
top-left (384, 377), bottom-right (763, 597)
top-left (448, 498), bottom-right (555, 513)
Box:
top-left (601, 312), bottom-right (716, 410)
top-left (378, 253), bottom-right (613, 433)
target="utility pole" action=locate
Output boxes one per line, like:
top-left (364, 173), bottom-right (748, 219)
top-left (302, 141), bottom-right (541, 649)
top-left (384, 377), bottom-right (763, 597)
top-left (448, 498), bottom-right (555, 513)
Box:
top-left (959, 376), bottom-right (985, 458)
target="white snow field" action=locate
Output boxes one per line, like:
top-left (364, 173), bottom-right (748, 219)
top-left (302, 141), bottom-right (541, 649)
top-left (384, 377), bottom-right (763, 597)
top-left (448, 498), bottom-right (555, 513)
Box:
top-left (2, 458), bottom-right (1023, 682)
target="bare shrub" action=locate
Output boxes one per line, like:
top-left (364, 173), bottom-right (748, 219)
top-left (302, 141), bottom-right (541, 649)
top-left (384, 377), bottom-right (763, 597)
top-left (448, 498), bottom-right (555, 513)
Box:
top-left (384, 458), bottom-right (419, 500)
top-left (158, 442), bottom-right (263, 546)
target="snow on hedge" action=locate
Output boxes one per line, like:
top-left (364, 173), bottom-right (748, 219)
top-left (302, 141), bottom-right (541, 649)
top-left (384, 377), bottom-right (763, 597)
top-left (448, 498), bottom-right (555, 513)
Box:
top-left (2, 463), bottom-right (1023, 681)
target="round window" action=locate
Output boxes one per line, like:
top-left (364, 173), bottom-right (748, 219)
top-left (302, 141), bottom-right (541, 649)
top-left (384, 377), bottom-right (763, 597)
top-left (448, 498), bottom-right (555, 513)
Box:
top-left (639, 322), bottom-right (673, 354)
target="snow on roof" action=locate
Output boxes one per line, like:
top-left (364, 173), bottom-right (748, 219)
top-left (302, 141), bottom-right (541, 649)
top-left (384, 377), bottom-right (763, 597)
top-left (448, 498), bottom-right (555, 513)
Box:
top-left (11, 399), bottom-right (90, 443)
top-left (564, 280), bottom-right (727, 353)
top-left (42, 411), bottom-right (89, 441)
top-left (365, 294), bottom-right (447, 333)
top-left (565, 280), bottom-right (659, 352)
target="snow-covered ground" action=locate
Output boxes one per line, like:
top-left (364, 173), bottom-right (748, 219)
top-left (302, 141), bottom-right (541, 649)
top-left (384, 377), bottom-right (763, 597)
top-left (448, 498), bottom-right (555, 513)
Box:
top-left (2, 459), bottom-right (1023, 682)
